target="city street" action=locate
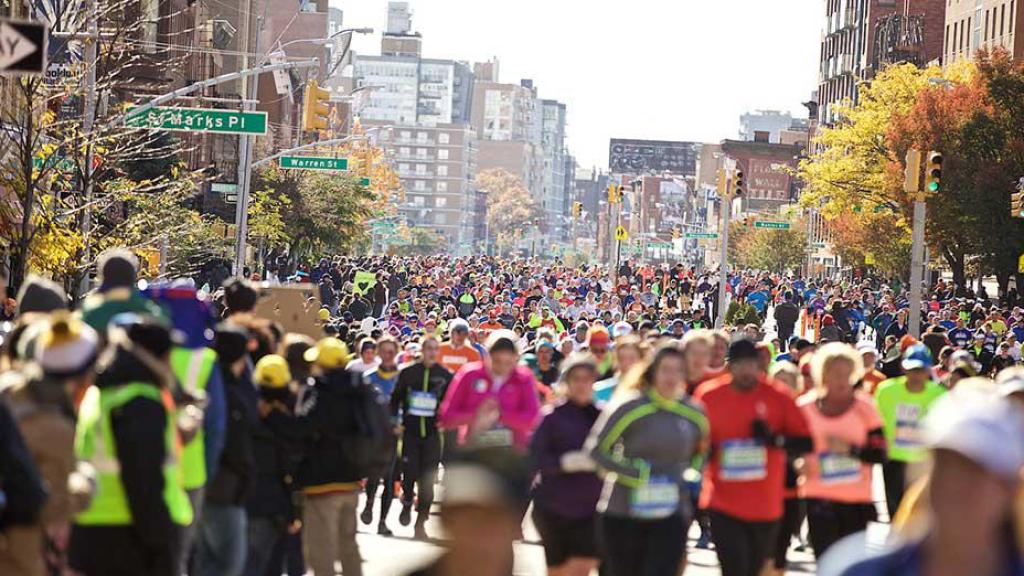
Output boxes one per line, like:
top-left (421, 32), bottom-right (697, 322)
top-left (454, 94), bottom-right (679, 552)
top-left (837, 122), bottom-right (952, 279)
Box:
top-left (353, 493), bottom-right (819, 575)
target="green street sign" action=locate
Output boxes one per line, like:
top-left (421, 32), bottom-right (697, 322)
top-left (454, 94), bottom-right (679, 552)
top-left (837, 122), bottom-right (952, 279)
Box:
top-left (685, 232), bottom-right (719, 240)
top-left (279, 156), bottom-right (349, 171)
top-left (754, 221), bottom-right (791, 230)
top-left (648, 242), bottom-right (673, 250)
top-left (359, 177), bottom-right (371, 186)
top-left (126, 106), bottom-right (268, 135)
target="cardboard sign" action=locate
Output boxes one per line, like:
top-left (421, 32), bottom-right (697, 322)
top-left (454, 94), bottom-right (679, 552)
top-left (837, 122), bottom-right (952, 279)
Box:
top-left (253, 285), bottom-right (323, 339)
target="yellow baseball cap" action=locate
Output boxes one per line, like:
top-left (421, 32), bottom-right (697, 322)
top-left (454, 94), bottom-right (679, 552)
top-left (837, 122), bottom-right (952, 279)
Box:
top-left (254, 354), bottom-right (291, 388)
top-left (303, 337), bottom-right (350, 369)
top-left (317, 308), bottom-right (331, 322)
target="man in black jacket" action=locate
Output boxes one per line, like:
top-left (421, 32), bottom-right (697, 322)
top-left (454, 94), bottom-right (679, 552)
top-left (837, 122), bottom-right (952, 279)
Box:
top-left (194, 324), bottom-right (257, 576)
top-left (390, 335), bottom-right (452, 539)
top-left (773, 293), bottom-right (800, 344)
top-left (274, 337), bottom-right (370, 576)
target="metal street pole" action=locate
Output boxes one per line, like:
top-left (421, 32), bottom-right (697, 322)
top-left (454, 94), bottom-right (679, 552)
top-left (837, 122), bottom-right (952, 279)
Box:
top-left (233, 12), bottom-right (263, 276)
top-left (715, 167), bottom-right (735, 329)
top-left (908, 199), bottom-right (926, 338)
top-left (77, 1), bottom-right (98, 296)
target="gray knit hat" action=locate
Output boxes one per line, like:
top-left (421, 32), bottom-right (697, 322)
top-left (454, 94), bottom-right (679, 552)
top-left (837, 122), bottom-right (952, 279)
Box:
top-left (97, 249), bottom-right (139, 290)
top-left (16, 275), bottom-right (68, 315)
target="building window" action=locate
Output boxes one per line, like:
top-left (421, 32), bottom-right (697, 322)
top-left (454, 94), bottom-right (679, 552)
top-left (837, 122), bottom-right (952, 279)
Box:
top-left (417, 132), bottom-right (428, 142)
top-left (437, 165), bottom-right (448, 177)
top-left (1001, 3), bottom-right (1006, 36)
top-left (439, 133), bottom-right (450, 144)
top-left (436, 197), bottom-right (447, 208)
top-left (434, 213), bottom-right (446, 225)
top-left (413, 196), bottom-right (425, 206)
top-left (437, 182), bottom-right (448, 192)
top-left (437, 149), bottom-right (449, 160)
top-left (399, 147), bottom-right (410, 157)
top-left (401, 131), bottom-right (412, 140)
top-left (398, 163), bottom-right (409, 172)
top-left (416, 164), bottom-right (426, 174)
top-left (416, 148), bottom-right (428, 158)
top-left (414, 181), bottom-right (427, 191)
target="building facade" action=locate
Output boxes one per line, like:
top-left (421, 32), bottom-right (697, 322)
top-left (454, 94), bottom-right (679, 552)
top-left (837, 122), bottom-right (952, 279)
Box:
top-left (367, 121), bottom-right (479, 252)
top-left (944, 0), bottom-right (1023, 64)
top-left (739, 110), bottom-right (795, 143)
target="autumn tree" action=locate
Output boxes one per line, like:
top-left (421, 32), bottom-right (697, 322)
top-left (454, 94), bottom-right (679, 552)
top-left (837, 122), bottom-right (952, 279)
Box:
top-left (251, 166), bottom-right (377, 258)
top-left (476, 168), bottom-right (540, 256)
top-left (731, 220), bottom-right (808, 273)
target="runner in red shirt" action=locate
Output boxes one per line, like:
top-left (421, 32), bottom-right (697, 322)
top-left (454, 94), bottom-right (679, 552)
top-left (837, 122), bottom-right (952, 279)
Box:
top-left (694, 338), bottom-right (812, 576)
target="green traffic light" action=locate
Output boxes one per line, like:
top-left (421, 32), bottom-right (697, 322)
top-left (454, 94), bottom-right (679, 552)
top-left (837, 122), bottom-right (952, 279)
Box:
top-left (928, 182), bottom-right (939, 192)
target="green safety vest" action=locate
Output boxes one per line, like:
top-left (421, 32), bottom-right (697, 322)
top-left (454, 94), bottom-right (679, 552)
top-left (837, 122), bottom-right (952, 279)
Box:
top-left (74, 383), bottom-right (193, 526)
top-left (170, 347), bottom-right (218, 490)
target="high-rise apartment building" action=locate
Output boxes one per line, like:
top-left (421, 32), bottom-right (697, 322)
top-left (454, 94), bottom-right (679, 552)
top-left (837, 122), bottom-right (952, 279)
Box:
top-left (944, 0), bottom-right (1022, 63)
top-left (539, 100), bottom-right (569, 240)
top-left (818, 0), bottom-right (946, 124)
top-left (367, 122), bottom-right (479, 252)
top-left (348, 3), bottom-right (481, 252)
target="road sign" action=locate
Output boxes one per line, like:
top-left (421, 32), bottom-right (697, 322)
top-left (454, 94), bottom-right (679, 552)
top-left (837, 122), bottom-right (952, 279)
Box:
top-left (126, 106), bottom-right (268, 135)
top-left (754, 221), bottom-right (791, 230)
top-left (865, 253), bottom-right (876, 266)
top-left (0, 19), bottom-right (46, 76)
top-left (648, 242), bottom-right (673, 250)
top-left (812, 242), bottom-right (827, 249)
top-left (615, 225), bottom-right (629, 241)
top-left (279, 156), bottom-right (349, 171)
top-left (211, 182), bottom-right (237, 195)
top-left (1019, 253), bottom-right (1024, 274)
top-left (685, 232), bottom-right (719, 240)
top-left (359, 177), bottom-right (371, 186)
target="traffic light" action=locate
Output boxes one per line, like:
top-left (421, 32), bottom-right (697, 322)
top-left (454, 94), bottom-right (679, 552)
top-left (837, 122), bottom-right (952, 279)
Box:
top-left (672, 227), bottom-right (681, 240)
top-left (607, 184), bottom-right (620, 204)
top-left (302, 80), bottom-right (331, 132)
top-left (733, 170), bottom-right (745, 197)
top-left (1012, 192), bottom-right (1024, 218)
top-left (903, 149), bottom-right (922, 193)
top-left (572, 201), bottom-right (582, 218)
top-left (924, 151), bottom-right (943, 193)
top-left (717, 168), bottom-right (727, 196)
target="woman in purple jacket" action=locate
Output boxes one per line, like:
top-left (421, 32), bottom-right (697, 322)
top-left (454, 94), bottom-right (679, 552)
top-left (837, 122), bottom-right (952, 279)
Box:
top-left (529, 354), bottom-right (603, 576)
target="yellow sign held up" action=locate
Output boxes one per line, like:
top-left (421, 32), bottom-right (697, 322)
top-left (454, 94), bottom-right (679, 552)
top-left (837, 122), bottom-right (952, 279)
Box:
top-left (1018, 253), bottom-right (1024, 274)
top-left (615, 226), bottom-right (629, 241)
top-left (865, 253), bottom-right (876, 266)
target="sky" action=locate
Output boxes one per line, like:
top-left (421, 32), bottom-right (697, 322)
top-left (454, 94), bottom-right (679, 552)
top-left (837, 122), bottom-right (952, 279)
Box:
top-left (331, 0), bottom-right (823, 170)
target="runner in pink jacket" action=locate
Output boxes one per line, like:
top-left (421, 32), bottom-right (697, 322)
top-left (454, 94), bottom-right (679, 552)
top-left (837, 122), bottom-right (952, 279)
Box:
top-left (438, 330), bottom-right (542, 451)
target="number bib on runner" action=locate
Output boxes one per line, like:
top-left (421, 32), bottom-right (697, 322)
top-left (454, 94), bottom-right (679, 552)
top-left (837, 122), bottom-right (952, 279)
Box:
top-left (894, 404), bottom-right (922, 448)
top-left (720, 439), bottom-right (767, 481)
top-left (474, 425), bottom-right (514, 448)
top-left (819, 452), bottom-right (862, 484)
top-left (631, 476), bottom-right (679, 519)
top-left (408, 391), bottom-right (438, 417)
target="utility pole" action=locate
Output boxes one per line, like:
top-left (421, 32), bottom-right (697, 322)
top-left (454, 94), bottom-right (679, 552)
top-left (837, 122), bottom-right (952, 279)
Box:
top-left (78, 0), bottom-right (99, 295)
top-left (233, 12), bottom-right (264, 276)
top-left (908, 150), bottom-right (942, 338)
top-left (715, 165), bottom-right (737, 329)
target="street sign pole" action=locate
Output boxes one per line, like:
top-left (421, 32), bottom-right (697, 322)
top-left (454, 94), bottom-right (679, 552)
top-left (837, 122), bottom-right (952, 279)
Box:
top-left (715, 166), bottom-right (735, 329)
top-left (234, 14), bottom-right (263, 277)
top-left (908, 198), bottom-right (926, 338)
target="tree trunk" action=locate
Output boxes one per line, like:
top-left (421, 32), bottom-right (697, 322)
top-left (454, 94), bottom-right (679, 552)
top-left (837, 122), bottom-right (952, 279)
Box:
top-left (942, 246), bottom-right (966, 289)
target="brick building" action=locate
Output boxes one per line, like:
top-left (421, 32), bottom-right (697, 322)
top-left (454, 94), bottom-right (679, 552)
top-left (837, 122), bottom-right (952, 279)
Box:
top-left (944, 0), bottom-right (1023, 63)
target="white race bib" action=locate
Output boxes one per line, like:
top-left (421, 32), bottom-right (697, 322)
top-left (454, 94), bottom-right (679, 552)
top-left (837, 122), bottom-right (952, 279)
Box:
top-left (631, 475), bottom-right (679, 519)
top-left (474, 426), bottom-right (514, 448)
top-left (819, 452), bottom-right (862, 485)
top-left (720, 439), bottom-right (767, 481)
top-left (408, 391), bottom-right (438, 417)
top-left (894, 403), bottom-right (922, 448)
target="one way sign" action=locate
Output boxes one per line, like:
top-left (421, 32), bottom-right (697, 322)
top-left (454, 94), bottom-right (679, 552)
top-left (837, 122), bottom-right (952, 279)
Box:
top-left (0, 19), bottom-right (46, 76)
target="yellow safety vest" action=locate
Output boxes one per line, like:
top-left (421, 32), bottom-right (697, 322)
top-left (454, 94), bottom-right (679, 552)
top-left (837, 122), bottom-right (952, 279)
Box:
top-left (74, 383), bottom-right (193, 526)
top-left (170, 347), bottom-right (218, 490)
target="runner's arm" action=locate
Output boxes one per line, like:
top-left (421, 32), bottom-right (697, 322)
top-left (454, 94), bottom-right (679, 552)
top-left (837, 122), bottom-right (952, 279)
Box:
top-left (584, 402), bottom-right (649, 488)
top-left (849, 428), bottom-right (888, 464)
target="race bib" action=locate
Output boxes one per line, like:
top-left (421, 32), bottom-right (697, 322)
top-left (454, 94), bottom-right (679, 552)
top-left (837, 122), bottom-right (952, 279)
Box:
top-left (408, 391), bottom-right (438, 417)
top-left (720, 439), bottom-right (767, 481)
top-left (631, 475), bottom-right (679, 519)
top-left (819, 452), bottom-right (862, 484)
top-left (894, 404), bottom-right (922, 448)
top-left (474, 425), bottom-right (514, 448)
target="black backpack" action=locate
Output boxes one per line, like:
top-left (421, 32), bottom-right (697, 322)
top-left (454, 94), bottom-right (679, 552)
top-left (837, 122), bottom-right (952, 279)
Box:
top-left (340, 373), bottom-right (392, 479)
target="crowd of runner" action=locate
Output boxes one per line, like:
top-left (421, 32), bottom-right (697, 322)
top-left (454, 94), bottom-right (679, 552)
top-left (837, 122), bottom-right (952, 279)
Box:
top-left (2, 251), bottom-right (1024, 576)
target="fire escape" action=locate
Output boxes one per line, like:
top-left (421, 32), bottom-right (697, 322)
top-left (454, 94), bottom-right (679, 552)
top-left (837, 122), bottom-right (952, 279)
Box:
top-left (872, 13), bottom-right (926, 71)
